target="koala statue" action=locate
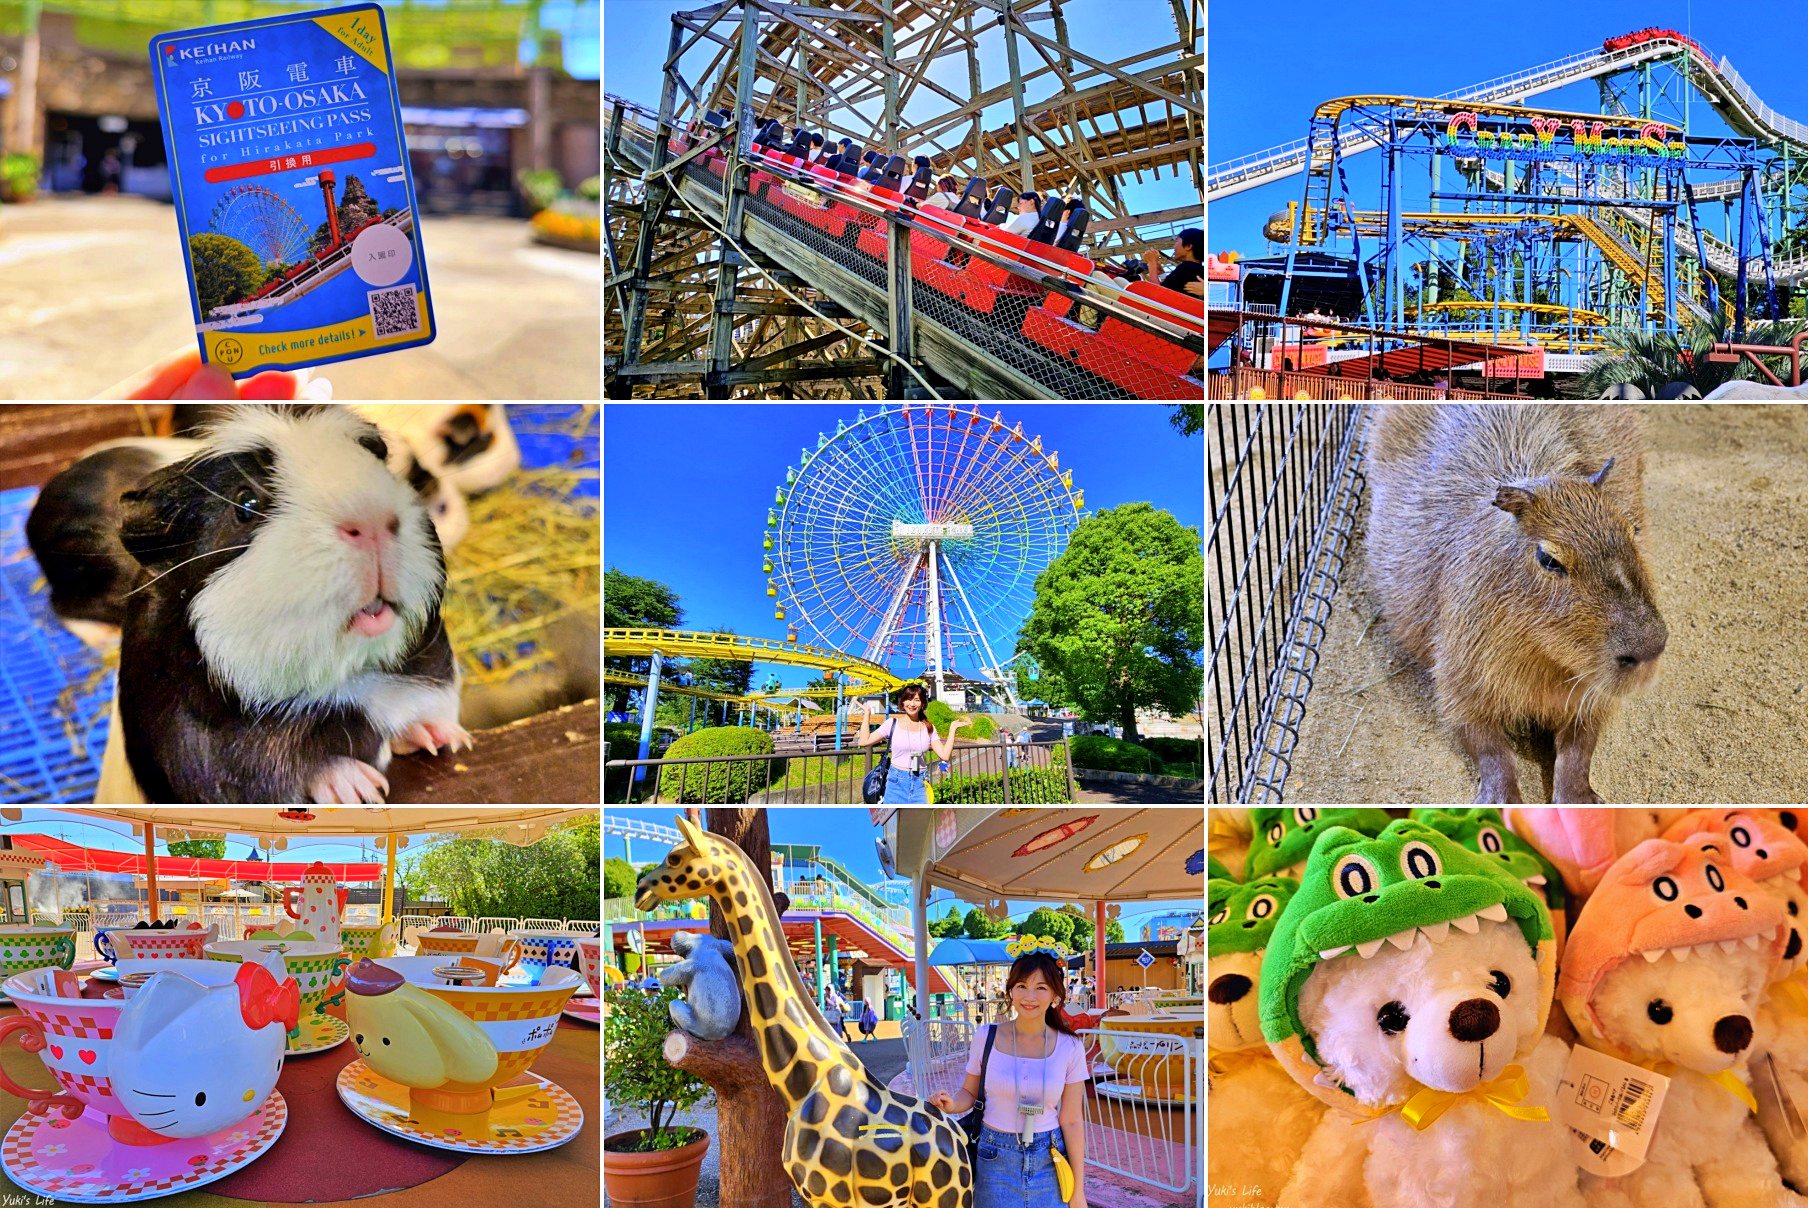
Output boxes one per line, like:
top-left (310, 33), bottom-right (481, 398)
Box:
top-left (659, 931), bottom-right (742, 1041)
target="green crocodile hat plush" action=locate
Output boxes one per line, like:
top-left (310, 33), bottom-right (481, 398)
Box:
top-left (1244, 808), bottom-right (1392, 880)
top-left (1409, 808), bottom-right (1568, 914)
top-left (1257, 819), bottom-right (1554, 1113)
top-left (1209, 874), bottom-right (1299, 1057)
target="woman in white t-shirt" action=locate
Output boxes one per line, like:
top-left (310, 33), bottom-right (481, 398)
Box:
top-left (930, 948), bottom-right (1088, 1208)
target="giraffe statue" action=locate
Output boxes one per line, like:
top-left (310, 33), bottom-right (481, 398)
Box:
top-left (635, 816), bottom-right (973, 1208)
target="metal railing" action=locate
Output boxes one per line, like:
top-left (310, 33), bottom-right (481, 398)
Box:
top-left (40, 910), bottom-right (601, 962)
top-left (607, 738), bottom-right (1079, 804)
top-left (1209, 404), bottom-right (1368, 803)
top-left (903, 1018), bottom-right (1200, 1205)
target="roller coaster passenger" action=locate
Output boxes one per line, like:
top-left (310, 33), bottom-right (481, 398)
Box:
top-left (921, 176), bottom-right (961, 210)
top-left (1002, 191), bottom-right (1043, 236)
top-left (1144, 226), bottom-right (1204, 296)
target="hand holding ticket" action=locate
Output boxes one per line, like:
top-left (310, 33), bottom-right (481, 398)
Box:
top-left (150, 3), bottom-right (435, 378)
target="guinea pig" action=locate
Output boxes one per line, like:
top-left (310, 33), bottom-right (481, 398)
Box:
top-left (25, 438), bottom-right (204, 646)
top-left (1365, 403), bottom-right (1667, 805)
top-left (351, 404), bottom-right (520, 493)
top-left (167, 404), bottom-right (470, 552)
top-left (102, 404), bottom-right (470, 804)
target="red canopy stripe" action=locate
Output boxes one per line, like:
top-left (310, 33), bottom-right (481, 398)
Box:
top-left (13, 835), bottom-right (382, 882)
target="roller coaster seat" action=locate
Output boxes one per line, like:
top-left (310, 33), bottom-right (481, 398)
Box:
top-left (982, 186), bottom-right (1015, 225)
top-left (1028, 195), bottom-right (1066, 244)
top-left (1055, 207), bottom-right (1090, 252)
top-left (953, 177), bottom-right (989, 218)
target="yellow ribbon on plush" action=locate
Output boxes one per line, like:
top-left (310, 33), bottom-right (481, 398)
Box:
top-left (1772, 973), bottom-right (1808, 1018)
top-left (1650, 1060), bottom-right (1758, 1113)
top-left (1389, 1064), bottom-right (1552, 1132)
top-left (1208, 1047), bottom-right (1273, 1079)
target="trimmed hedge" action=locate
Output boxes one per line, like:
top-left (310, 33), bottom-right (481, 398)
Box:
top-left (1069, 735), bottom-right (1160, 774)
top-left (923, 701), bottom-right (996, 741)
top-left (932, 766), bottom-right (1072, 804)
top-left (656, 727), bottom-right (785, 804)
top-left (1142, 736), bottom-right (1204, 766)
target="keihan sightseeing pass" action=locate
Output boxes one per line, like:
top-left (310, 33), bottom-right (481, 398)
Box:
top-left (151, 3), bottom-right (436, 378)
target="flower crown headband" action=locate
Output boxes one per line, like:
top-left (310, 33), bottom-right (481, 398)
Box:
top-left (1006, 934), bottom-right (1073, 960)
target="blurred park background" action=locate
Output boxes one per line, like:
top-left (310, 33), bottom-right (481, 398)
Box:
top-left (0, 0), bottom-right (601, 398)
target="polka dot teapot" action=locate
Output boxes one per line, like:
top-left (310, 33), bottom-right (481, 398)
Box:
top-left (282, 861), bottom-right (348, 950)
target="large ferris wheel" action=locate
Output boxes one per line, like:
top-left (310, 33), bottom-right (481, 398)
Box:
top-left (762, 405), bottom-right (1083, 708)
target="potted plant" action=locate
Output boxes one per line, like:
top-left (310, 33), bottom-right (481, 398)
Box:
top-left (604, 984), bottom-right (712, 1208)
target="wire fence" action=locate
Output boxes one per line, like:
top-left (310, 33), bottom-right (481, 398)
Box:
top-left (606, 738), bottom-right (1078, 804)
top-left (1208, 404), bottom-right (1367, 803)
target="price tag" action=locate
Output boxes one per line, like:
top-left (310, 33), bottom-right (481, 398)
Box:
top-left (1555, 1045), bottom-right (1670, 1175)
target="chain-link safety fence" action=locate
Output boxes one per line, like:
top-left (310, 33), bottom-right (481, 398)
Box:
top-left (1208, 403), bottom-right (1367, 803)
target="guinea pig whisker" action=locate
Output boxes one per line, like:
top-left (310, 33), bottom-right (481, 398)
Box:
top-left (182, 472), bottom-right (267, 517)
top-left (124, 545), bottom-right (255, 597)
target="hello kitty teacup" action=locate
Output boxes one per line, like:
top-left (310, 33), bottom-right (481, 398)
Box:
top-left (0, 958), bottom-right (297, 1144)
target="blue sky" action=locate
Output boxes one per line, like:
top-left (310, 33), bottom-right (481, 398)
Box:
top-left (602, 404), bottom-right (1204, 692)
top-left (1208, 0), bottom-right (1808, 257)
top-left (603, 0), bottom-right (1198, 227)
top-left (603, 806), bottom-right (1202, 936)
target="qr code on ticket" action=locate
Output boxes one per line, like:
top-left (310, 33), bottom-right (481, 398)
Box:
top-left (368, 284), bottom-right (421, 338)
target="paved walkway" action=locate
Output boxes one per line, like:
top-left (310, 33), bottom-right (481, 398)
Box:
top-left (0, 194), bottom-right (599, 399)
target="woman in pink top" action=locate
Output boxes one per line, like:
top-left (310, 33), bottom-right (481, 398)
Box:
top-left (852, 682), bottom-right (968, 804)
top-left (929, 950), bottom-right (1089, 1208)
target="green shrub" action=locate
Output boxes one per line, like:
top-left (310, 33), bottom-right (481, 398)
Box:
top-left (516, 167), bottom-right (564, 213)
top-left (1070, 734), bottom-right (1159, 774)
top-left (578, 175), bottom-right (601, 201)
top-left (923, 700), bottom-right (995, 741)
top-left (1, 152), bottom-right (40, 202)
top-left (605, 722), bottom-right (674, 803)
top-left (1143, 737), bottom-right (1203, 765)
top-left (933, 766), bottom-right (1072, 804)
top-left (656, 727), bottom-right (784, 803)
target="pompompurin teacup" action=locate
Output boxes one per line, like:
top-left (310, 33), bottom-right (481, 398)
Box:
top-left (0, 958), bottom-right (297, 1144)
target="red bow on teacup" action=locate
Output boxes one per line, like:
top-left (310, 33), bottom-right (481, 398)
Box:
top-left (235, 962), bottom-right (300, 1033)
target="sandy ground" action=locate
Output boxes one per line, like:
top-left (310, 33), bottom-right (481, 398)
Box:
top-left (1284, 403), bottom-right (1808, 804)
top-left (0, 194), bottom-right (599, 399)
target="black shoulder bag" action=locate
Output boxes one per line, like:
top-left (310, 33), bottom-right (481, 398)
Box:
top-left (958, 1023), bottom-right (998, 1161)
top-left (861, 717), bottom-right (894, 804)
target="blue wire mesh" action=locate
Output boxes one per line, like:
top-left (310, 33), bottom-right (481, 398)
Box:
top-left (0, 485), bottom-right (115, 804)
top-left (0, 404), bottom-right (599, 806)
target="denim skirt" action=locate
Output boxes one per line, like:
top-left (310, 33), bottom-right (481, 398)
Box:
top-left (881, 765), bottom-right (929, 803)
top-left (974, 1124), bottom-right (1067, 1208)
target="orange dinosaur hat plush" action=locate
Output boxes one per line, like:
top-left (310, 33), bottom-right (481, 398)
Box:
top-left (1662, 810), bottom-right (1808, 982)
top-left (1559, 835), bottom-right (1787, 1049)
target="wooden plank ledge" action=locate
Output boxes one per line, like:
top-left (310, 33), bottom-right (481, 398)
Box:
top-left (387, 698), bottom-right (599, 803)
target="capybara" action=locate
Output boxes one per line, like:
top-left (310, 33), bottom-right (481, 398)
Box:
top-left (1365, 404), bottom-right (1667, 803)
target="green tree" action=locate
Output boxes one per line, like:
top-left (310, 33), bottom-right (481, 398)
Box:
top-left (164, 839), bottom-right (227, 859)
top-left (1056, 903), bottom-right (1094, 951)
top-left (605, 569), bottom-right (684, 712)
top-left (401, 816), bottom-right (599, 920)
top-left (1168, 405), bottom-right (1203, 437)
top-left (687, 627), bottom-right (755, 699)
top-left (963, 907), bottom-right (1010, 940)
top-left (1017, 503), bottom-right (1204, 744)
top-left (604, 856), bottom-right (640, 901)
top-left (189, 233), bottom-right (267, 315)
top-left (1016, 907), bottom-right (1074, 946)
top-left (928, 905), bottom-right (966, 938)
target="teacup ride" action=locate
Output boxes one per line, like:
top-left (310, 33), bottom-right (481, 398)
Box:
top-left (1093, 1006), bottom-right (1204, 1103)
top-left (337, 956), bottom-right (584, 1154)
top-left (407, 924), bottom-right (524, 971)
top-left (510, 930), bottom-right (597, 1023)
top-left (0, 957), bottom-right (298, 1202)
top-left (0, 925), bottom-right (75, 1005)
top-left (111, 924), bottom-right (218, 963)
top-left (564, 936), bottom-right (603, 1025)
top-left (340, 920), bottom-right (399, 962)
top-left (205, 940), bottom-right (352, 1055)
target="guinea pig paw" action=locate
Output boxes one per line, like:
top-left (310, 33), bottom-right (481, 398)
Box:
top-left (309, 757), bottom-right (390, 805)
top-left (393, 721), bottom-right (473, 758)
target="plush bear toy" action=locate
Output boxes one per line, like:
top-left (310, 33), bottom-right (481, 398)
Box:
top-left (1506, 809), bottom-right (1691, 900)
top-left (1208, 874), bottom-right (1322, 1205)
top-left (1244, 808), bottom-right (1391, 880)
top-left (1659, 811), bottom-right (1808, 1192)
top-left (1558, 834), bottom-right (1800, 1207)
top-left (1260, 819), bottom-right (1583, 1208)
top-left (659, 930), bottom-right (743, 1041)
